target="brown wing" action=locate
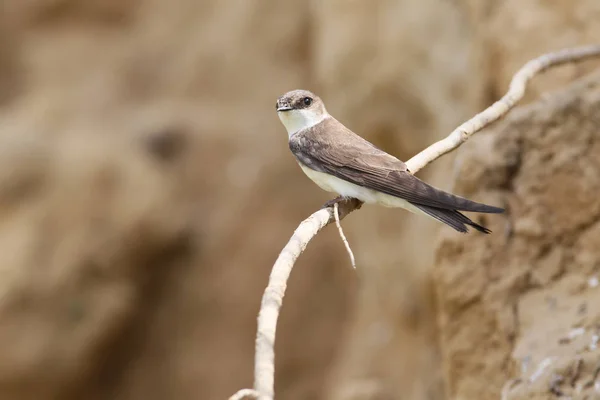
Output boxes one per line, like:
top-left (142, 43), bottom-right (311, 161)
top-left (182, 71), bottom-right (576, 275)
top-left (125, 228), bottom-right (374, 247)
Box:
top-left (289, 118), bottom-right (503, 213)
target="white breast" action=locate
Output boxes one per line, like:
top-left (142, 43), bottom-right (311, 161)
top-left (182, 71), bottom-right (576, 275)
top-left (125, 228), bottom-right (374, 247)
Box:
top-left (299, 164), bottom-right (424, 215)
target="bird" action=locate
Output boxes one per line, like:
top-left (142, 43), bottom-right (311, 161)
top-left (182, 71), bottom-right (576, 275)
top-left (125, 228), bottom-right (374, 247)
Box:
top-left (275, 89), bottom-right (504, 233)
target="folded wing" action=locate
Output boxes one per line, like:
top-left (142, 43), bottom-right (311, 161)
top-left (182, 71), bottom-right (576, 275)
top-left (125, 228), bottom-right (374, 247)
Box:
top-left (289, 118), bottom-right (503, 214)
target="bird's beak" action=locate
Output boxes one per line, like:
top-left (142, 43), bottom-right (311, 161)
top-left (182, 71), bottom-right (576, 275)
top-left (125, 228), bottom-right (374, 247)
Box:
top-left (276, 99), bottom-right (292, 112)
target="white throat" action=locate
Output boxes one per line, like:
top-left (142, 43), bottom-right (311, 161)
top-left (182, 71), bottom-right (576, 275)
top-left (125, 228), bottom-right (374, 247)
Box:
top-left (277, 109), bottom-right (328, 137)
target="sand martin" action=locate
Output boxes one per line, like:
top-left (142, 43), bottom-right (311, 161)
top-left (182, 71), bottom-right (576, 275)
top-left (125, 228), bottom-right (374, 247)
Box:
top-left (276, 89), bottom-right (503, 233)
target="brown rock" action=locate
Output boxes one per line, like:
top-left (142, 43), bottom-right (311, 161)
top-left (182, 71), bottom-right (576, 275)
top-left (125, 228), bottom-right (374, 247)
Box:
top-left (435, 73), bottom-right (600, 400)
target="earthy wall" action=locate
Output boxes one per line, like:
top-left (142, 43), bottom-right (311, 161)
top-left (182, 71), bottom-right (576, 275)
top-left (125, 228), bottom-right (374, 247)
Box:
top-left (0, 1), bottom-right (598, 400)
top-left (435, 73), bottom-right (600, 400)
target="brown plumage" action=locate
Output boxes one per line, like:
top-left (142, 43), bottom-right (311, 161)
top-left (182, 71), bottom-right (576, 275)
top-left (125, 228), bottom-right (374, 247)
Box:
top-left (278, 89), bottom-right (504, 233)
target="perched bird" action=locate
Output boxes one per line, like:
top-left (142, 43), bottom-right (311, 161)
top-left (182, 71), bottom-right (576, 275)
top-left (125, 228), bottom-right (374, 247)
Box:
top-left (275, 89), bottom-right (504, 233)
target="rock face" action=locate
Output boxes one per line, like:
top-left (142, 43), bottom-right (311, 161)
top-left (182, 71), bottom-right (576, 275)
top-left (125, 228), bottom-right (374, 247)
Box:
top-left (0, 0), bottom-right (598, 400)
top-left (435, 73), bottom-right (600, 400)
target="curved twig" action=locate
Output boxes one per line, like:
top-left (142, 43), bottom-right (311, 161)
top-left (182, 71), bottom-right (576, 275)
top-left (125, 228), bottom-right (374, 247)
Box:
top-left (228, 389), bottom-right (259, 400)
top-left (230, 44), bottom-right (600, 400)
top-left (334, 202), bottom-right (356, 269)
top-left (405, 45), bottom-right (600, 172)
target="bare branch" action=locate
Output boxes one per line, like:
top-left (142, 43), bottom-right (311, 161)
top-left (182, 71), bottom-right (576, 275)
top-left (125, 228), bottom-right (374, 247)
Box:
top-left (253, 198), bottom-right (362, 398)
top-left (229, 389), bottom-right (260, 400)
top-left (334, 202), bottom-right (356, 269)
top-left (232, 44), bottom-right (600, 400)
top-left (405, 45), bottom-right (600, 172)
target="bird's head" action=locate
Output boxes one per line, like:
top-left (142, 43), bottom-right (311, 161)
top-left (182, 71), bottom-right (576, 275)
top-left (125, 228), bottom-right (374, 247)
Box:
top-left (276, 89), bottom-right (328, 136)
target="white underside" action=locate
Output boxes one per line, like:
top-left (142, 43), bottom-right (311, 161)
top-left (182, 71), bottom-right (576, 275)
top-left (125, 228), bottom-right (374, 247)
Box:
top-left (299, 165), bottom-right (427, 216)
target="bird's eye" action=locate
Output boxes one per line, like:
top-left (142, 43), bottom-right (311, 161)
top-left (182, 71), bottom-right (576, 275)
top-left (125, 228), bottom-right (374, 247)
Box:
top-left (303, 97), bottom-right (313, 106)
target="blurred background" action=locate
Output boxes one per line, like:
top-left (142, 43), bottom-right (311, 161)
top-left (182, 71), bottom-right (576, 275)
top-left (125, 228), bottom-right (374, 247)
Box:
top-left (0, 1), bottom-right (599, 399)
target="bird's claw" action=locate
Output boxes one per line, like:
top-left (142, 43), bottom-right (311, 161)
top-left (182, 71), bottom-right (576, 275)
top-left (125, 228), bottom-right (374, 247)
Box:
top-left (322, 196), bottom-right (347, 209)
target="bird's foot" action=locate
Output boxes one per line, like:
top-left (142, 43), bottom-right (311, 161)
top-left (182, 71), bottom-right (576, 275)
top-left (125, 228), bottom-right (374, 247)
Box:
top-left (322, 196), bottom-right (346, 209)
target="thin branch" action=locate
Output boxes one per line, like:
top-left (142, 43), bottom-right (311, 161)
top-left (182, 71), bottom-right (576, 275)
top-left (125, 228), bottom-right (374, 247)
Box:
top-left (229, 389), bottom-right (259, 400)
top-left (405, 45), bottom-right (600, 172)
top-left (253, 198), bottom-right (362, 398)
top-left (334, 202), bottom-right (356, 269)
top-left (232, 44), bottom-right (600, 400)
